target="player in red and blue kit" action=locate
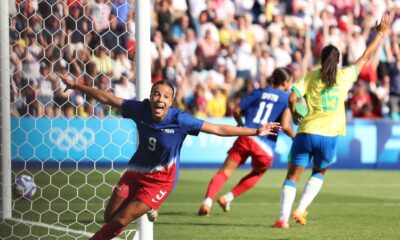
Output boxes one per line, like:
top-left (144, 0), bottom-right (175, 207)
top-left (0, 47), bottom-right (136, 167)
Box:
top-left (59, 76), bottom-right (281, 240)
top-left (198, 68), bottom-right (296, 216)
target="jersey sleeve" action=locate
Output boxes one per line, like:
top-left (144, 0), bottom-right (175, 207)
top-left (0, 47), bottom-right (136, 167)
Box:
top-left (341, 65), bottom-right (359, 84)
top-left (121, 99), bottom-right (144, 120)
top-left (177, 111), bottom-right (204, 136)
top-left (291, 72), bottom-right (309, 97)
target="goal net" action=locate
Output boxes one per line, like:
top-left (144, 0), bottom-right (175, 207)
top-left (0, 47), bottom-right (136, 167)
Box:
top-left (0, 0), bottom-right (148, 239)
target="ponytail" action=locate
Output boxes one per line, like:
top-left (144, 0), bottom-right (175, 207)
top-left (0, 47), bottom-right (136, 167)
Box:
top-left (268, 67), bottom-right (292, 87)
top-left (320, 45), bottom-right (340, 88)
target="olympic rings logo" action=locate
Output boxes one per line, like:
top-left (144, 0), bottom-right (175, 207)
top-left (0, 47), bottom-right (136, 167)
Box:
top-left (49, 127), bottom-right (95, 151)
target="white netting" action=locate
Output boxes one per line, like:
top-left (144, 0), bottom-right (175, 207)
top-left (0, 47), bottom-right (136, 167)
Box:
top-left (1, 0), bottom-right (139, 238)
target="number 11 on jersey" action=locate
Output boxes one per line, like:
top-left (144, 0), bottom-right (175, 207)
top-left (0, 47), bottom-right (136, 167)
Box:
top-left (253, 102), bottom-right (273, 124)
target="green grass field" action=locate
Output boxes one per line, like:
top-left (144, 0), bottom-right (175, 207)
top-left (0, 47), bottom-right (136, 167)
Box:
top-left (1, 169), bottom-right (399, 239)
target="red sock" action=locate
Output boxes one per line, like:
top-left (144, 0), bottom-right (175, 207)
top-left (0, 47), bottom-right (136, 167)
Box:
top-left (90, 221), bottom-right (125, 240)
top-left (231, 171), bottom-right (264, 197)
top-left (205, 171), bottom-right (228, 200)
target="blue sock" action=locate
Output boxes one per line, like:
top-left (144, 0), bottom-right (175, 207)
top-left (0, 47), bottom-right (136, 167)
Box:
top-left (283, 179), bottom-right (297, 188)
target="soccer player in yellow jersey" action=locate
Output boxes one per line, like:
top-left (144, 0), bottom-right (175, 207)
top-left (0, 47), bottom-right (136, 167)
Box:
top-left (273, 12), bottom-right (393, 228)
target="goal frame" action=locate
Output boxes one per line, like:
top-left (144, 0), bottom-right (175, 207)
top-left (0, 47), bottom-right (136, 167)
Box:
top-left (0, 0), bottom-right (153, 239)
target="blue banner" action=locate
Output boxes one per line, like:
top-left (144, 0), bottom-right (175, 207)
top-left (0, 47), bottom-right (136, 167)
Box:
top-left (11, 117), bottom-right (400, 169)
top-left (12, 117), bottom-right (136, 163)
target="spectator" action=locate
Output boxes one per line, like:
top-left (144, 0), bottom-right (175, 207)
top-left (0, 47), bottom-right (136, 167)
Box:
top-left (186, 0), bottom-right (207, 33)
top-left (257, 45), bottom-right (275, 84)
top-left (233, 33), bottom-right (253, 79)
top-left (112, 52), bottom-right (133, 81)
top-left (233, 15), bottom-right (254, 47)
top-left (53, 60), bottom-right (73, 117)
top-left (155, 0), bottom-right (173, 44)
top-left (8, 0), bottom-right (399, 121)
top-left (347, 25), bottom-right (368, 64)
top-left (234, 0), bottom-right (255, 16)
top-left (101, 13), bottom-right (131, 55)
top-left (114, 72), bottom-right (136, 100)
top-left (11, 72), bottom-right (26, 117)
top-left (174, 28), bottom-right (198, 71)
top-left (171, 15), bottom-right (191, 45)
top-left (163, 55), bottom-right (181, 87)
top-left (21, 30), bottom-right (42, 81)
top-left (75, 95), bottom-right (90, 118)
top-left (272, 38), bottom-right (293, 68)
top-left (207, 88), bottom-right (227, 118)
top-left (388, 41), bottom-right (400, 120)
top-left (42, 16), bottom-right (63, 45)
top-left (36, 63), bottom-right (56, 117)
top-left (350, 82), bottom-right (373, 118)
top-left (218, 20), bottom-right (235, 48)
top-left (188, 83), bottom-right (208, 117)
top-left (213, 0), bottom-right (235, 25)
top-left (110, 0), bottom-right (131, 27)
top-left (196, 29), bottom-right (220, 70)
top-left (171, 0), bottom-right (188, 21)
top-left (92, 47), bottom-right (114, 75)
top-left (65, 4), bottom-right (91, 46)
top-left (89, 0), bottom-right (111, 33)
top-left (150, 30), bottom-right (173, 62)
top-left (198, 10), bottom-right (219, 43)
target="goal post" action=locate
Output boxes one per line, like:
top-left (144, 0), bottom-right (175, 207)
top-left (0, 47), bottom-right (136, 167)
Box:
top-left (1, 0), bottom-right (12, 220)
top-left (134, 0), bottom-right (153, 239)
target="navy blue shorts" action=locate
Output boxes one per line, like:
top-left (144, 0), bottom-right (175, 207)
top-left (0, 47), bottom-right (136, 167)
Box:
top-left (290, 133), bottom-right (338, 169)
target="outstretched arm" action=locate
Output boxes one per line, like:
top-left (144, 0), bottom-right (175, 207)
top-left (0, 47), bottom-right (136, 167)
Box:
top-left (200, 121), bottom-right (281, 137)
top-left (232, 106), bottom-right (245, 127)
top-left (58, 74), bottom-right (124, 109)
top-left (354, 12), bottom-right (392, 73)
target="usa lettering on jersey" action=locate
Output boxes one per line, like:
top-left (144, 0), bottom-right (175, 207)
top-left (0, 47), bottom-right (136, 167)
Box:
top-left (161, 129), bottom-right (175, 134)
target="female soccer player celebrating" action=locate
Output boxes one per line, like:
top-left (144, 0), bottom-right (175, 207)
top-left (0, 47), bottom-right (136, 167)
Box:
top-left (59, 77), bottom-right (281, 239)
top-left (198, 67), bottom-right (296, 216)
top-left (273, 12), bottom-right (393, 228)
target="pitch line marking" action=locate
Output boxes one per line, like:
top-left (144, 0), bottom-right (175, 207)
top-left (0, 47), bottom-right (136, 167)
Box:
top-left (8, 217), bottom-right (93, 237)
top-left (162, 202), bottom-right (400, 206)
top-left (7, 217), bottom-right (135, 240)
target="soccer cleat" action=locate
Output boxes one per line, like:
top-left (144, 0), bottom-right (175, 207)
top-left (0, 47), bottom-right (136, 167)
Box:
top-left (272, 220), bottom-right (289, 229)
top-left (198, 204), bottom-right (211, 216)
top-left (217, 196), bottom-right (231, 212)
top-left (147, 209), bottom-right (158, 222)
top-left (292, 209), bottom-right (308, 225)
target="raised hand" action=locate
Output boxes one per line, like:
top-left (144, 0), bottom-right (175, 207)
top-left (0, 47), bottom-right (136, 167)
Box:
top-left (57, 73), bottom-right (75, 92)
top-left (257, 122), bottom-right (282, 136)
top-left (375, 11), bottom-right (392, 34)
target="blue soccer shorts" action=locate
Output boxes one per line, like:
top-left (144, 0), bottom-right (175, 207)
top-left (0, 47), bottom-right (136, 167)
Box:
top-left (290, 133), bottom-right (338, 169)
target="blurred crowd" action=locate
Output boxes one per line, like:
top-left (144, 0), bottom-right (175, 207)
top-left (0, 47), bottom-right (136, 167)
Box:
top-left (8, 0), bottom-right (400, 120)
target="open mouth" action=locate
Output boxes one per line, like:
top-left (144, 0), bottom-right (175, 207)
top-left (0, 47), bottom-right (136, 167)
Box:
top-left (153, 103), bottom-right (165, 113)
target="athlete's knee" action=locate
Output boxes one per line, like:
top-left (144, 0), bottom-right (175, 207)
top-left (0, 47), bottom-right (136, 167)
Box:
top-left (113, 212), bottom-right (139, 227)
top-left (112, 217), bottom-right (129, 229)
top-left (252, 168), bottom-right (267, 175)
top-left (286, 165), bottom-right (305, 183)
top-left (219, 160), bottom-right (238, 177)
top-left (312, 166), bottom-right (328, 176)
